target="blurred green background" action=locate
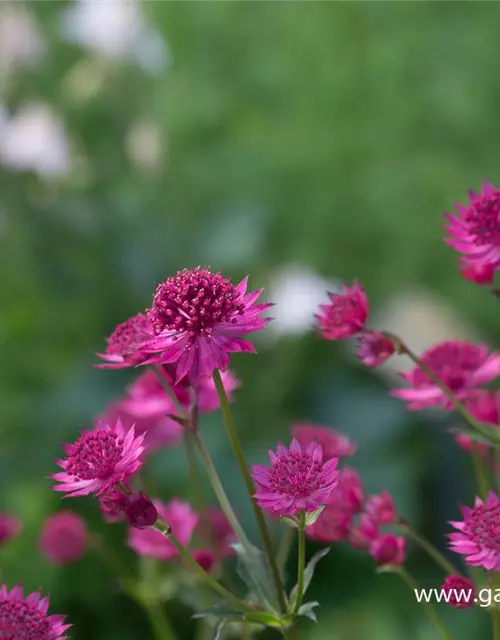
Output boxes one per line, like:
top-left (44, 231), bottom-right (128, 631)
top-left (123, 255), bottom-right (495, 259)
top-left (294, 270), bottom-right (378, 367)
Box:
top-left (2, 1), bottom-right (500, 638)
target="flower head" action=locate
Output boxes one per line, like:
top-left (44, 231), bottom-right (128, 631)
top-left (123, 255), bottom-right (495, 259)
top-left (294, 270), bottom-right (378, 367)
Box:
top-left (51, 419), bottom-right (145, 497)
top-left (449, 492), bottom-right (500, 570)
top-left (369, 534), bottom-right (405, 566)
top-left (0, 584), bottom-right (70, 639)
top-left (0, 514), bottom-right (21, 546)
top-left (99, 489), bottom-right (129, 523)
top-left (252, 439), bottom-right (339, 517)
top-left (444, 182), bottom-right (500, 270)
top-left (96, 313), bottom-right (154, 369)
top-left (356, 331), bottom-right (395, 367)
top-left (364, 492), bottom-right (396, 525)
top-left (454, 391), bottom-right (499, 456)
top-left (460, 261), bottom-right (495, 286)
top-left (391, 340), bottom-right (500, 410)
top-left (39, 511), bottom-right (87, 565)
top-left (143, 267), bottom-right (272, 383)
top-left (441, 575), bottom-right (475, 609)
top-left (125, 493), bottom-right (158, 529)
top-left (291, 424), bottom-right (356, 459)
top-left (316, 281), bottom-right (368, 340)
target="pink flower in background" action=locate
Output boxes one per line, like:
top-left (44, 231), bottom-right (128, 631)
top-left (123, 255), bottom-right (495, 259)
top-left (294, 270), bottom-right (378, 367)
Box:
top-left (39, 511), bottom-right (87, 565)
top-left (316, 281), bottom-right (368, 340)
top-left (203, 508), bottom-right (236, 556)
top-left (459, 260), bottom-right (495, 286)
top-left (444, 182), bottom-right (500, 269)
top-left (350, 514), bottom-right (379, 548)
top-left (364, 492), bottom-right (396, 525)
top-left (252, 439), bottom-right (339, 517)
top-left (369, 534), bottom-right (406, 566)
top-left (356, 331), bottom-right (395, 367)
top-left (197, 370), bottom-right (240, 412)
top-left (441, 575), bottom-right (475, 609)
top-left (0, 584), bottom-right (70, 638)
top-left (99, 489), bottom-right (129, 523)
top-left (51, 419), bottom-right (144, 497)
top-left (96, 313), bottom-right (154, 369)
top-left (125, 493), bottom-right (158, 529)
top-left (121, 368), bottom-right (189, 418)
top-left (454, 391), bottom-right (499, 455)
top-left (193, 549), bottom-right (217, 574)
top-left (128, 499), bottom-right (198, 561)
top-left (292, 423), bottom-right (356, 459)
top-left (0, 514), bottom-right (21, 546)
top-left (391, 340), bottom-right (500, 410)
top-left (143, 267), bottom-right (272, 383)
top-left (449, 492), bottom-right (500, 570)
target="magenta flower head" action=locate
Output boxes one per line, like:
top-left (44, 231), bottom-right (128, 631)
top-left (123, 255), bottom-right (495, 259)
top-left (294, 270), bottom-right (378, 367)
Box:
top-left (128, 498), bottom-right (198, 561)
top-left (391, 340), bottom-right (500, 410)
top-left (316, 281), bottom-right (368, 340)
top-left (291, 423), bottom-right (356, 459)
top-left (369, 534), bottom-right (406, 566)
top-left (143, 267), bottom-right (272, 384)
top-left (251, 439), bottom-right (339, 517)
top-left (356, 331), bottom-right (395, 368)
top-left (454, 391), bottom-right (499, 456)
top-left (364, 492), bottom-right (396, 526)
top-left (449, 491), bottom-right (500, 570)
top-left (441, 575), bottom-right (475, 609)
top-left (0, 514), bottom-right (21, 546)
top-left (0, 584), bottom-right (70, 639)
top-left (95, 313), bottom-right (154, 369)
top-left (125, 493), bottom-right (158, 530)
top-left (51, 419), bottom-right (145, 497)
top-left (99, 489), bottom-right (129, 523)
top-left (460, 260), bottom-right (495, 287)
top-left (444, 182), bottom-right (500, 269)
top-left (39, 511), bottom-right (87, 565)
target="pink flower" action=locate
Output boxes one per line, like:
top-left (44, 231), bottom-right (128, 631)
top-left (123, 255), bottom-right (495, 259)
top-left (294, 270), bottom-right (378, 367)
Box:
top-left (204, 508), bottom-right (236, 556)
top-left (143, 267), bottom-right (272, 384)
top-left (444, 182), bottom-right (500, 269)
top-left (125, 493), bottom-right (158, 529)
top-left (128, 498), bottom-right (198, 561)
top-left (316, 281), bottom-right (368, 340)
top-left (292, 423), bottom-right (357, 459)
top-left (251, 439), bottom-right (339, 517)
top-left (39, 511), bottom-right (87, 565)
top-left (197, 370), bottom-right (240, 412)
top-left (51, 419), bottom-right (145, 497)
top-left (454, 391), bottom-right (499, 455)
top-left (356, 331), bottom-right (395, 367)
top-left (193, 549), bottom-right (217, 574)
top-left (364, 492), bottom-right (396, 525)
top-left (441, 575), bottom-right (475, 609)
top-left (0, 584), bottom-right (70, 639)
top-left (350, 514), bottom-right (379, 547)
top-left (99, 490), bottom-right (129, 523)
top-left (0, 514), bottom-right (21, 546)
top-left (369, 534), bottom-right (406, 566)
top-left (460, 261), bottom-right (495, 286)
top-left (95, 313), bottom-right (154, 369)
top-left (449, 491), bottom-right (500, 570)
top-left (391, 340), bottom-right (500, 410)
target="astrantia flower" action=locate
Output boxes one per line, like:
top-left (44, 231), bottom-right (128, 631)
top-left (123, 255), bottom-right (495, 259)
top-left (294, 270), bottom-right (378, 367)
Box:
top-left (441, 575), bottom-right (475, 609)
top-left (0, 514), bottom-right (21, 546)
top-left (0, 584), bottom-right (70, 639)
top-left (125, 493), bottom-right (158, 529)
top-left (369, 534), bottom-right (405, 566)
top-left (143, 267), bottom-right (272, 383)
top-left (459, 260), bottom-right (495, 286)
top-left (444, 182), bottom-right (500, 269)
top-left (251, 439), bottom-right (339, 517)
top-left (96, 313), bottom-right (154, 369)
top-left (454, 391), bottom-right (499, 456)
top-left (291, 423), bottom-right (356, 459)
top-left (51, 419), bottom-right (145, 497)
top-left (316, 281), bottom-right (368, 340)
top-left (356, 331), bottom-right (395, 367)
top-left (364, 491), bottom-right (396, 525)
top-left (391, 340), bottom-right (500, 410)
top-left (449, 492), bottom-right (500, 570)
top-left (39, 511), bottom-right (87, 565)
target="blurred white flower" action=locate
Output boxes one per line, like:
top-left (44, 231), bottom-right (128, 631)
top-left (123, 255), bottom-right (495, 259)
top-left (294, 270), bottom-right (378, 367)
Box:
top-left (0, 6), bottom-right (44, 73)
top-left (0, 104), bottom-right (70, 178)
top-left (126, 119), bottom-right (164, 172)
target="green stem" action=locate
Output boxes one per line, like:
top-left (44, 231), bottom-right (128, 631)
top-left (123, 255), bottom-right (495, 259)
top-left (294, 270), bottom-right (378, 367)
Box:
top-left (282, 626), bottom-right (300, 639)
top-left (397, 521), bottom-right (462, 577)
top-left (293, 511), bottom-right (306, 615)
top-left (471, 441), bottom-right (489, 500)
top-left (150, 366), bottom-right (189, 422)
top-left (213, 368), bottom-right (287, 614)
top-left (143, 601), bottom-right (177, 640)
top-left (277, 526), bottom-right (295, 579)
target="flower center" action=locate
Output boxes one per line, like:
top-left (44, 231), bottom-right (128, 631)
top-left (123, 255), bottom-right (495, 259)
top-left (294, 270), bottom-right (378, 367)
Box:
top-left (148, 267), bottom-right (245, 337)
top-left (326, 297), bottom-right (359, 327)
top-left (466, 191), bottom-right (500, 245)
top-left (0, 599), bottom-right (51, 640)
top-left (106, 314), bottom-right (152, 355)
top-left (270, 451), bottom-right (322, 498)
top-left (66, 430), bottom-right (124, 481)
top-left (468, 503), bottom-right (500, 552)
top-left (413, 342), bottom-right (483, 390)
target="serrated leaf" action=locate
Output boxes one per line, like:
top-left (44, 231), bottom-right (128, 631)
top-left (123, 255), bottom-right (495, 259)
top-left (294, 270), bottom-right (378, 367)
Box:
top-left (289, 547), bottom-right (330, 608)
top-left (232, 542), bottom-right (281, 613)
top-left (213, 619), bottom-right (226, 640)
top-left (280, 516), bottom-right (298, 528)
top-left (298, 601), bottom-right (320, 622)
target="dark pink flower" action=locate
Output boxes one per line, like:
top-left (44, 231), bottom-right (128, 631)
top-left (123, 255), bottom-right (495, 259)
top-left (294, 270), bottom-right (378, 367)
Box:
top-left (444, 182), bottom-right (500, 269)
top-left (125, 493), bottom-right (158, 529)
top-left (251, 439), bottom-right (339, 517)
top-left (0, 584), bottom-right (70, 639)
top-left (316, 281), bottom-right (368, 340)
top-left (454, 391), bottom-right (499, 455)
top-left (51, 419), bottom-right (145, 497)
top-left (128, 499), bottom-right (198, 561)
top-left (364, 492), bottom-right (396, 525)
top-left (99, 490), bottom-right (129, 523)
top-left (441, 575), bottom-right (475, 609)
top-left (391, 340), bottom-right (500, 410)
top-left (204, 508), bottom-right (236, 556)
top-left (350, 514), bottom-right (379, 547)
top-left (369, 534), bottom-right (405, 566)
top-left (95, 313), bottom-right (154, 369)
top-left (193, 549), bottom-right (217, 574)
top-left (449, 492), bottom-right (500, 570)
top-left (39, 511), bottom-right (87, 565)
top-left (356, 331), bottom-right (395, 367)
top-left (143, 267), bottom-right (272, 383)
top-left (292, 423), bottom-right (357, 459)
top-left (0, 514), bottom-right (21, 546)
top-left (460, 261), bottom-right (495, 286)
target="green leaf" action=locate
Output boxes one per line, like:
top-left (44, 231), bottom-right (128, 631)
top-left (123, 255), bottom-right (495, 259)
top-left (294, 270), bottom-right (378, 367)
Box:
top-left (450, 422), bottom-right (500, 449)
top-left (243, 612), bottom-right (283, 628)
top-left (192, 606), bottom-right (243, 621)
top-left (289, 547), bottom-right (330, 608)
top-left (298, 601), bottom-right (320, 623)
top-left (231, 542), bottom-right (281, 613)
top-left (280, 516), bottom-right (298, 528)
top-left (304, 505), bottom-right (326, 527)
top-left (213, 619), bottom-right (227, 640)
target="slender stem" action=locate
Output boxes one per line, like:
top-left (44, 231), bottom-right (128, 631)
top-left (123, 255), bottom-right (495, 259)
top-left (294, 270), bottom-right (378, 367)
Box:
top-left (397, 521), bottom-right (462, 577)
top-left (471, 442), bottom-right (489, 500)
top-left (293, 511), bottom-right (306, 615)
top-left (143, 601), bottom-right (177, 640)
top-left (213, 368), bottom-right (287, 614)
top-left (277, 526), bottom-right (295, 579)
top-left (150, 366), bottom-right (189, 422)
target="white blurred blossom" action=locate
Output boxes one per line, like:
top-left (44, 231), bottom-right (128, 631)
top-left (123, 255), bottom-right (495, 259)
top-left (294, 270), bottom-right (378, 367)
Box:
top-left (0, 5), bottom-right (44, 73)
top-left (126, 119), bottom-right (164, 172)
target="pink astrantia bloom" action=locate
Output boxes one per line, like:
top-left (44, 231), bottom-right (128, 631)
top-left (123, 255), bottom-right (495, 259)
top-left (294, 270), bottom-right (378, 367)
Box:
top-left (0, 514), bottom-right (21, 546)
top-left (390, 340), bottom-right (500, 410)
top-left (193, 549), bottom-right (217, 574)
top-left (454, 391), bottom-right (499, 456)
top-left (39, 511), bottom-right (87, 565)
top-left (459, 260), bottom-right (495, 286)
top-left (95, 313), bottom-right (154, 369)
top-left (449, 491), bottom-right (500, 570)
top-left (316, 281), bottom-right (368, 340)
top-left (99, 489), bottom-right (129, 523)
top-left (350, 514), bottom-right (379, 547)
top-left (364, 492), bottom-right (396, 525)
top-left (292, 423), bottom-right (356, 459)
top-left (444, 182), bottom-right (500, 269)
top-left (0, 584), bottom-right (70, 639)
top-left (128, 498), bottom-right (198, 561)
top-left (441, 575), bottom-right (475, 609)
top-left (252, 439), bottom-right (339, 517)
top-left (356, 331), bottom-right (395, 367)
top-left (143, 267), bottom-right (272, 384)
top-left (51, 419), bottom-right (145, 497)
top-left (204, 508), bottom-right (236, 556)
top-left (369, 534), bottom-right (406, 566)
top-left (125, 493), bottom-right (158, 529)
